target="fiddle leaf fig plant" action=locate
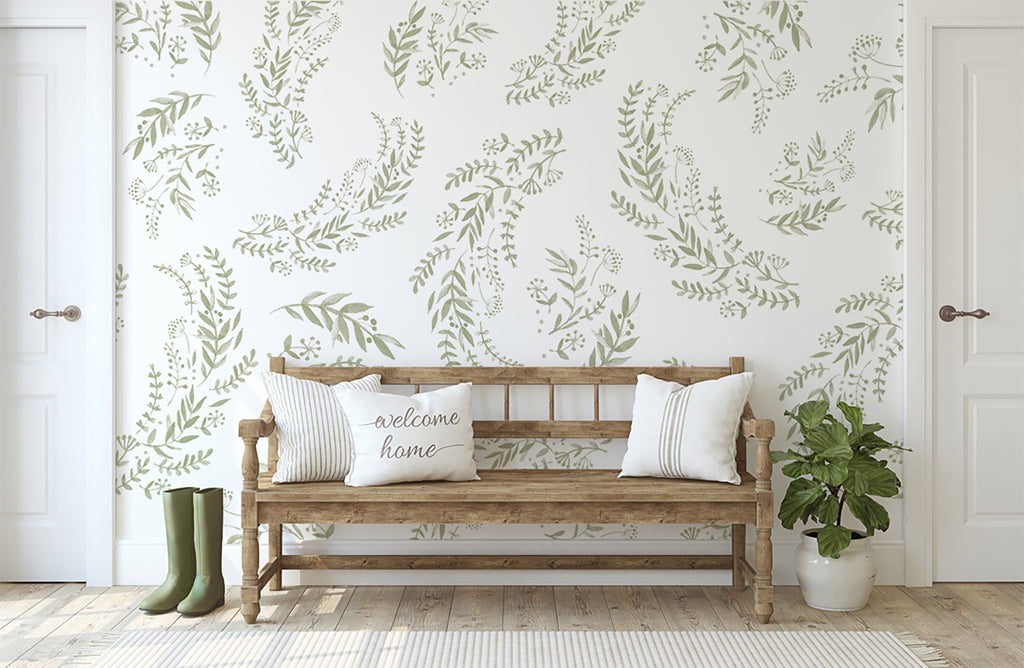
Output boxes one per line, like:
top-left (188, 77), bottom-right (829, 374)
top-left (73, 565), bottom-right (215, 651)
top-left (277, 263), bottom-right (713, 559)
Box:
top-left (772, 400), bottom-right (907, 559)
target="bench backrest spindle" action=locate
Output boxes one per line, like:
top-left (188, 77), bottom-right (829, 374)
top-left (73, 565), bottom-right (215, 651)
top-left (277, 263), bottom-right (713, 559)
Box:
top-left (263, 357), bottom-right (750, 478)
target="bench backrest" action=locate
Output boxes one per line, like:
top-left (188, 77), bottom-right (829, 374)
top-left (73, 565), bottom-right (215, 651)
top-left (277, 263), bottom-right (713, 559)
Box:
top-left (264, 356), bottom-right (748, 476)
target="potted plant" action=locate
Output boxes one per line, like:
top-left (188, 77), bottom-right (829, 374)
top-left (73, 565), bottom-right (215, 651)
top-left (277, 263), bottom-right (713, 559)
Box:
top-left (772, 400), bottom-right (906, 611)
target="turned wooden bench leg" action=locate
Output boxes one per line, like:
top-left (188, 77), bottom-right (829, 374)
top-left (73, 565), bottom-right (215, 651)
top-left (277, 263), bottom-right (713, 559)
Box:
top-left (754, 430), bottom-right (775, 624)
top-left (269, 523), bottom-right (283, 591)
top-left (241, 527), bottom-right (261, 624)
top-left (731, 524), bottom-right (746, 590)
top-left (240, 434), bottom-right (261, 624)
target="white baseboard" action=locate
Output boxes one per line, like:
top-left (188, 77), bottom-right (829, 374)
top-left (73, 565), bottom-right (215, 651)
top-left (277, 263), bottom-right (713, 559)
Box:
top-left (116, 536), bottom-right (905, 587)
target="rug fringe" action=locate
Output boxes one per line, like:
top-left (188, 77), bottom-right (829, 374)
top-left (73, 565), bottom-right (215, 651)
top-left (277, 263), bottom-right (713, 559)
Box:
top-left (894, 632), bottom-right (950, 667)
top-left (63, 631), bottom-right (125, 666)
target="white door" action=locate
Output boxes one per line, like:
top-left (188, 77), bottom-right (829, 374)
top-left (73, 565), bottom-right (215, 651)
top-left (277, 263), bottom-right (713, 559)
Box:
top-left (0, 26), bottom-right (88, 580)
top-left (932, 26), bottom-right (1024, 581)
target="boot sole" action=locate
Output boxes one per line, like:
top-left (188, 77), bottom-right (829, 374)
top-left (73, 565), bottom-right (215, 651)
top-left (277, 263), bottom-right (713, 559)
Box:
top-left (140, 605), bottom-right (179, 615)
top-left (177, 597), bottom-right (225, 617)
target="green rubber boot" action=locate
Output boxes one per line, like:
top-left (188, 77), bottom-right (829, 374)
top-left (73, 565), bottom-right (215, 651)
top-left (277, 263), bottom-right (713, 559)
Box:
top-left (177, 487), bottom-right (225, 616)
top-left (139, 487), bottom-right (198, 614)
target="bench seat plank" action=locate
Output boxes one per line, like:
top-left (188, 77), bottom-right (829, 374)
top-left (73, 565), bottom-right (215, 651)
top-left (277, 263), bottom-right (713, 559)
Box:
top-left (256, 469), bottom-right (756, 504)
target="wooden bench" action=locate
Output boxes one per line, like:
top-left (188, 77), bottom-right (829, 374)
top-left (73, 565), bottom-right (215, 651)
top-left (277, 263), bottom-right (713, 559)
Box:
top-left (238, 356), bottom-right (776, 624)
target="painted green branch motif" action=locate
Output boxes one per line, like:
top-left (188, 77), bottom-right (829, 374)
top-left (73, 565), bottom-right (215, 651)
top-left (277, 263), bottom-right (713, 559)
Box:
top-left (115, 264), bottom-right (128, 340)
top-left (125, 92), bottom-right (222, 240)
top-left (410, 523), bottom-right (483, 540)
top-left (545, 524), bottom-right (638, 540)
top-left (116, 248), bottom-right (257, 498)
top-left (862, 188), bottom-right (903, 248)
top-left (819, 33), bottom-right (903, 132)
top-left (272, 291), bottom-right (405, 360)
top-left (384, 1), bottom-right (496, 97)
top-left (760, 130), bottom-right (855, 235)
top-left (506, 0), bottom-right (645, 106)
top-left (277, 335), bottom-right (364, 367)
top-left (235, 114), bottom-right (424, 274)
top-left (611, 81), bottom-right (799, 318)
top-left (412, 128), bottom-right (566, 365)
top-left (475, 438), bottom-right (612, 470)
top-left (779, 275), bottom-right (903, 425)
top-left (115, 1), bottom-right (222, 73)
top-left (528, 216), bottom-right (639, 365)
top-left (697, 0), bottom-right (810, 133)
top-left (240, 0), bottom-right (344, 167)
top-left (680, 525), bottom-right (730, 540)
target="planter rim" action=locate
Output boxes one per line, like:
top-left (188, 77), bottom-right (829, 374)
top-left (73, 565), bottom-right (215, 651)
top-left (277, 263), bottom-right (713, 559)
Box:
top-left (800, 528), bottom-right (870, 540)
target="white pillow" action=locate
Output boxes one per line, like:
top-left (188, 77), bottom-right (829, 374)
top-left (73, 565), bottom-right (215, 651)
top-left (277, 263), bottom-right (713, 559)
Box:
top-left (335, 383), bottom-right (479, 487)
top-left (619, 372), bottom-right (754, 485)
top-left (263, 372), bottom-right (381, 483)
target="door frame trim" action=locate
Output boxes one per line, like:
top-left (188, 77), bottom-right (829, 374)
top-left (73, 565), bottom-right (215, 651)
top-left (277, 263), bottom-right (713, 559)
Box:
top-left (0, 0), bottom-right (115, 586)
top-left (904, 0), bottom-right (1024, 587)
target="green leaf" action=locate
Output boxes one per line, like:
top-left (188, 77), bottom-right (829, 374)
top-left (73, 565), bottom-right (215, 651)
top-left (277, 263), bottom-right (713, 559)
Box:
top-left (816, 495), bottom-right (842, 526)
top-left (836, 401), bottom-right (863, 438)
top-left (788, 400), bottom-right (829, 434)
top-left (845, 454), bottom-right (900, 497)
top-left (778, 478), bottom-right (825, 529)
top-left (811, 459), bottom-right (848, 486)
top-left (816, 524), bottom-right (852, 558)
top-left (845, 495), bottom-right (891, 534)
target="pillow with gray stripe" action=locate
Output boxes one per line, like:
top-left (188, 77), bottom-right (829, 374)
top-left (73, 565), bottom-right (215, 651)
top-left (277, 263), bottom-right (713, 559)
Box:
top-left (263, 372), bottom-right (382, 483)
top-left (619, 372), bottom-right (754, 485)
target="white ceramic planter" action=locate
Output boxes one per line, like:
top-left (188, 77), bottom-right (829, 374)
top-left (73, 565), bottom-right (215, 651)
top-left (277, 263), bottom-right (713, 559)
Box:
top-left (794, 528), bottom-right (877, 611)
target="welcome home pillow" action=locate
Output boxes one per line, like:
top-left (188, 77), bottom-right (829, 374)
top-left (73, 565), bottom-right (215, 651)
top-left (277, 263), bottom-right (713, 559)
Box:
top-left (334, 383), bottom-right (478, 487)
top-left (619, 372), bottom-right (755, 485)
top-left (263, 372), bottom-right (381, 483)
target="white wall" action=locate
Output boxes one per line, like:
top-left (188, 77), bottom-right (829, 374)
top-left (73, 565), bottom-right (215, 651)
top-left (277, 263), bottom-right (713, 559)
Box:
top-left (114, 0), bottom-right (905, 585)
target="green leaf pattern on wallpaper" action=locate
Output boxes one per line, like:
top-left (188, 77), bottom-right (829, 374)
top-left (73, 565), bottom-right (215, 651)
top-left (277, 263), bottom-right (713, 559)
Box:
top-left (116, 1), bottom-right (222, 72)
top-left (384, 1), bottom-right (497, 97)
top-left (862, 188), bottom-right (903, 248)
top-left (240, 0), bottom-right (344, 168)
top-left (125, 91), bottom-right (223, 239)
top-left (272, 291), bottom-right (405, 360)
top-left (528, 216), bottom-right (639, 366)
top-left (235, 114), bottom-right (425, 273)
top-left (411, 128), bottom-right (566, 365)
top-left (819, 32), bottom-right (903, 131)
top-left (760, 130), bottom-right (856, 236)
top-left (506, 0), bottom-right (645, 106)
top-left (116, 248), bottom-right (257, 498)
top-left (697, 0), bottom-right (810, 134)
top-left (779, 274), bottom-right (903, 414)
top-left (612, 82), bottom-right (799, 318)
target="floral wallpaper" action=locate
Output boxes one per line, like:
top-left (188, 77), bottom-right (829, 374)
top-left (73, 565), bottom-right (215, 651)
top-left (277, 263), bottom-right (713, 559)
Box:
top-left (115, 0), bottom-right (904, 581)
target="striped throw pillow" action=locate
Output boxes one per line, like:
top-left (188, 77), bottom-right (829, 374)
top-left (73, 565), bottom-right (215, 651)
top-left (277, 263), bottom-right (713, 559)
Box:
top-left (263, 372), bottom-right (382, 483)
top-left (619, 372), bottom-right (754, 485)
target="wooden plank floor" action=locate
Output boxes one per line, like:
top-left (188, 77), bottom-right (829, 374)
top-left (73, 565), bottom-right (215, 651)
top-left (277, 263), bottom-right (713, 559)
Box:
top-left (0, 583), bottom-right (1020, 666)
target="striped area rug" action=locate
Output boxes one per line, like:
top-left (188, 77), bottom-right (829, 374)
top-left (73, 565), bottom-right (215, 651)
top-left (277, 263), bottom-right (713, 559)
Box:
top-left (71, 630), bottom-right (948, 667)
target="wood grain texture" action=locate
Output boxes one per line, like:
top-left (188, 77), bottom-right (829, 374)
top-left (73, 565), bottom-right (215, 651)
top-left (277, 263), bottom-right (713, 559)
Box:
top-left (2, 584), bottom-right (1019, 667)
top-left (334, 585), bottom-right (402, 631)
top-left (503, 586), bottom-right (556, 631)
top-left (393, 586), bottom-right (454, 632)
top-left (553, 586), bottom-right (612, 631)
top-left (653, 586), bottom-right (727, 632)
top-left (238, 357), bottom-right (776, 626)
top-left (278, 555), bottom-right (733, 571)
top-left (604, 585), bottom-right (671, 631)
top-left (448, 586), bottom-right (503, 631)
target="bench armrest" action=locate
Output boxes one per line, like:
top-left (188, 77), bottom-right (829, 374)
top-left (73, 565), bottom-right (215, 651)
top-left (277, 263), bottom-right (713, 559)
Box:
top-left (239, 402), bottom-right (275, 487)
top-left (238, 403), bottom-right (276, 439)
top-left (740, 403), bottom-right (775, 483)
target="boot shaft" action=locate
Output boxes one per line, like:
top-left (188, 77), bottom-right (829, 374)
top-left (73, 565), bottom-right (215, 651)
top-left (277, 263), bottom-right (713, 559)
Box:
top-left (162, 486), bottom-right (198, 579)
top-left (192, 487), bottom-right (223, 580)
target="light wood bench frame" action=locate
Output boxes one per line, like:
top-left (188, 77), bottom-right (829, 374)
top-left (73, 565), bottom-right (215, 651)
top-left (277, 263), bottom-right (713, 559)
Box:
top-left (238, 356), bottom-right (776, 624)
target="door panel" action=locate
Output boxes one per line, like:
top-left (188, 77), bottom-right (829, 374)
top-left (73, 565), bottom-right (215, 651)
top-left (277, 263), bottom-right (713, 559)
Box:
top-left (932, 26), bottom-right (1024, 581)
top-left (0, 26), bottom-right (87, 581)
